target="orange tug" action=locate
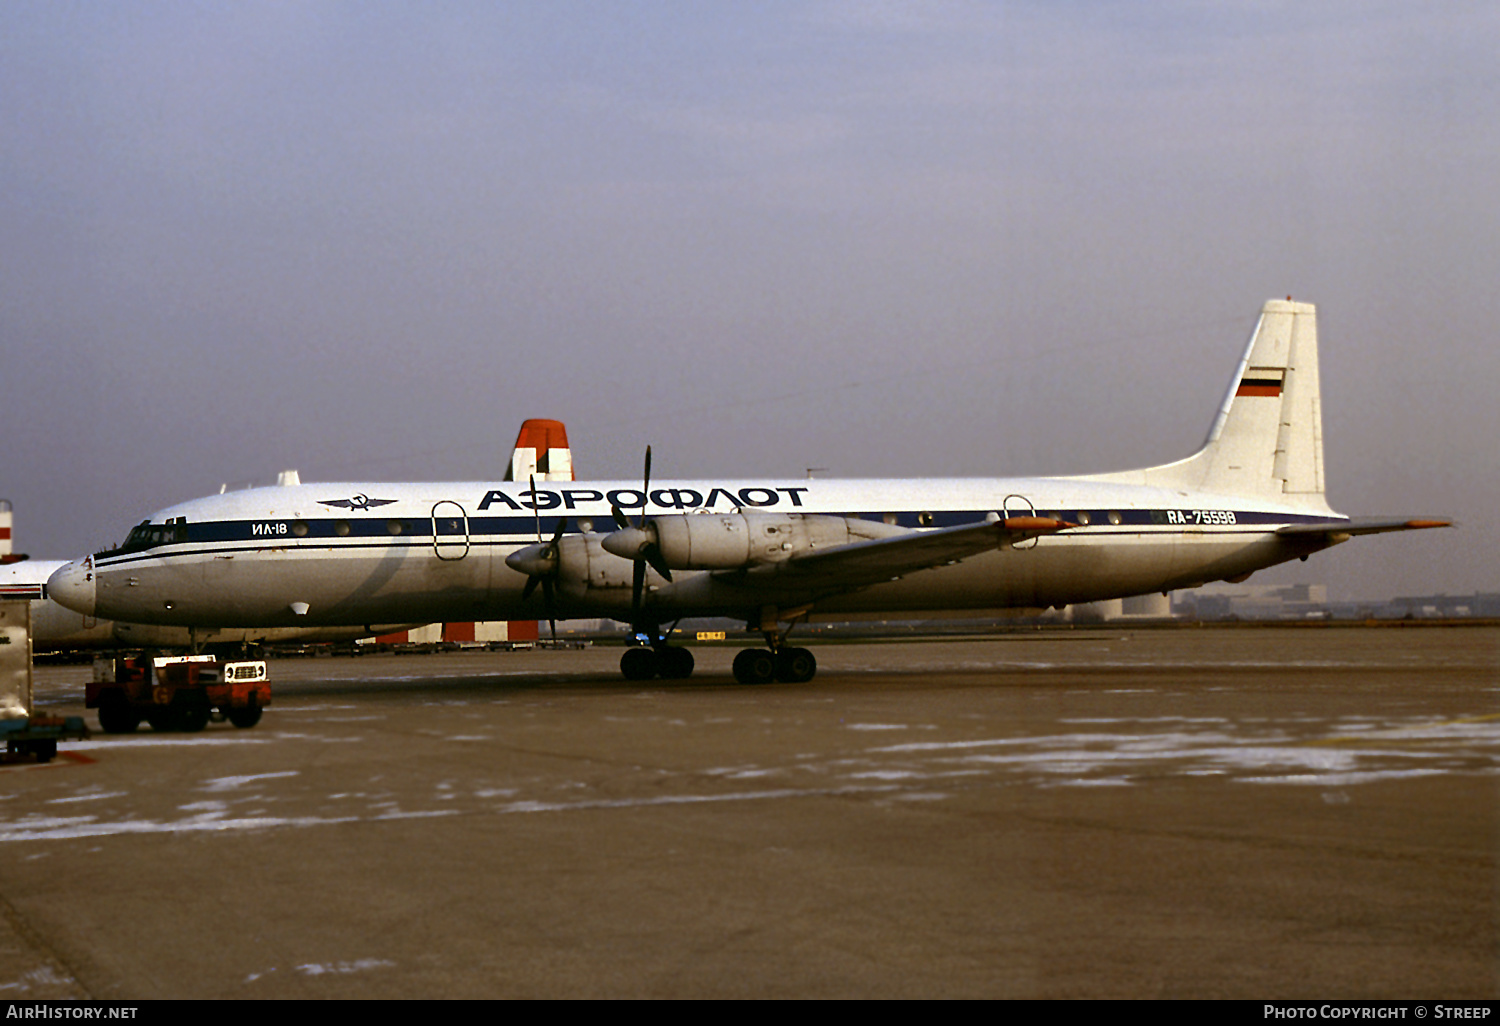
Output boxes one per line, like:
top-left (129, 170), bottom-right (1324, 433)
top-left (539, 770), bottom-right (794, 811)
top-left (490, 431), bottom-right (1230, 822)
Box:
top-left (88, 654), bottom-right (270, 734)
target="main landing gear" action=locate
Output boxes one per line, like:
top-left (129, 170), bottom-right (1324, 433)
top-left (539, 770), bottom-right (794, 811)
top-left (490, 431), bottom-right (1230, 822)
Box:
top-left (730, 645), bottom-right (816, 685)
top-left (619, 643), bottom-right (695, 681)
top-left (618, 622), bottom-right (697, 681)
top-left (616, 628), bottom-right (817, 685)
top-left (731, 613), bottom-right (817, 684)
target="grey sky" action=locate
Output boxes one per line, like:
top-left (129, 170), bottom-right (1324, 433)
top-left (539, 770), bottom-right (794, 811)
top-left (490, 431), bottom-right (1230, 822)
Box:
top-left (4, 2), bottom-right (1495, 600)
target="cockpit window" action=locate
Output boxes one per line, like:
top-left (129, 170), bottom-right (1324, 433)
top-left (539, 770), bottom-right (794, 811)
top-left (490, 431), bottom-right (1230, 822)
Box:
top-left (119, 517), bottom-right (188, 553)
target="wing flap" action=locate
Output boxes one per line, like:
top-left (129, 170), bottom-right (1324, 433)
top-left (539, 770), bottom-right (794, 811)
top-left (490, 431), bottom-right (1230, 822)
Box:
top-left (738, 516), bottom-right (1076, 591)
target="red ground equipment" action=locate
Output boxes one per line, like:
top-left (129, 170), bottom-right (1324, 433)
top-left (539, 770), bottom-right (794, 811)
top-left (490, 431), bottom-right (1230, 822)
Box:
top-left (88, 654), bottom-right (270, 733)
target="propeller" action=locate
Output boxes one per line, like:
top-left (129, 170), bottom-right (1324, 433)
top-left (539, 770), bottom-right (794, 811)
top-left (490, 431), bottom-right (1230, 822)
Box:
top-left (502, 474), bottom-right (565, 641)
top-left (608, 444), bottom-right (651, 532)
top-left (605, 446), bottom-right (672, 623)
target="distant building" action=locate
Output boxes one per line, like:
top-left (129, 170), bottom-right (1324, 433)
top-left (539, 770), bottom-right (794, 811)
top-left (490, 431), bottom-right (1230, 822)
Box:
top-left (1174, 583), bottom-right (1329, 621)
top-left (1375, 593), bottom-right (1500, 619)
top-left (1071, 593), bottom-right (1172, 622)
top-left (1173, 584), bottom-right (1499, 621)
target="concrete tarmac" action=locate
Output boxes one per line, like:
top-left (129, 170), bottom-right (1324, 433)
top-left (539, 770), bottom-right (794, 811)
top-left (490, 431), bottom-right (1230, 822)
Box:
top-left (2, 626), bottom-right (1496, 999)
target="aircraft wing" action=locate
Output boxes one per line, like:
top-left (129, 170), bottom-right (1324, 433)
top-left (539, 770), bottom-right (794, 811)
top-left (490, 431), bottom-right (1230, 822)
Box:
top-left (1276, 517), bottom-right (1452, 538)
top-left (734, 516), bottom-right (1075, 593)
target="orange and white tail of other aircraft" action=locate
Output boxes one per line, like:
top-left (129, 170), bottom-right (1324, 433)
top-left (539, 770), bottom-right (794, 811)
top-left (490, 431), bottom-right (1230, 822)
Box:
top-left (49, 300), bottom-right (1449, 683)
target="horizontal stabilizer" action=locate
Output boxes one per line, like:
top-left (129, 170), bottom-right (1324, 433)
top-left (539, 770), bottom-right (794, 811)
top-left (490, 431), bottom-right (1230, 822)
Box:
top-left (1276, 517), bottom-right (1452, 538)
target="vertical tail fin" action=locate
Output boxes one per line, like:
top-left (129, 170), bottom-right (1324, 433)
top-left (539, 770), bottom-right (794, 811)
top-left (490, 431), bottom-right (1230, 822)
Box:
top-left (1085, 299), bottom-right (1331, 510)
top-left (505, 419), bottom-right (575, 482)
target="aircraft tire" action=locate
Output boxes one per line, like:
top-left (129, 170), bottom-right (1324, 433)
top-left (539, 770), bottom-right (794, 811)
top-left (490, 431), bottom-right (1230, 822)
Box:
top-left (657, 647), bottom-right (695, 680)
top-left (732, 649), bottom-right (777, 685)
top-left (775, 647), bottom-right (817, 683)
top-left (621, 647), bottom-right (659, 681)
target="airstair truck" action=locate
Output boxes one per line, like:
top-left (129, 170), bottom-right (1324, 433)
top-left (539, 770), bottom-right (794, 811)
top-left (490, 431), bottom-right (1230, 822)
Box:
top-left (1, 600), bottom-right (90, 763)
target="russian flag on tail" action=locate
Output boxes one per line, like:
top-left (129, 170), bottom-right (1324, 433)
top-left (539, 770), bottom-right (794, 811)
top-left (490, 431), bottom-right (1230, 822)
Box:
top-left (1236, 367), bottom-right (1285, 397)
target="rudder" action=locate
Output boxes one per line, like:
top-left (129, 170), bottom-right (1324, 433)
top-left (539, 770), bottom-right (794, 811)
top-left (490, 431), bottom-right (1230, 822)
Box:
top-left (1085, 299), bottom-right (1331, 510)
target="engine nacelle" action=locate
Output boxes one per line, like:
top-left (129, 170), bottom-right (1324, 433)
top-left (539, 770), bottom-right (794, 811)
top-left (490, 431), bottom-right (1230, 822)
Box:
top-left (610, 512), bottom-right (905, 571)
top-left (507, 532), bottom-right (644, 613)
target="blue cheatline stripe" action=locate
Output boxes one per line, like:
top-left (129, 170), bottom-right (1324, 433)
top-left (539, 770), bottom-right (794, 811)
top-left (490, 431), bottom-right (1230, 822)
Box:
top-left (129, 507), bottom-right (1347, 545)
top-left (88, 509), bottom-right (1349, 569)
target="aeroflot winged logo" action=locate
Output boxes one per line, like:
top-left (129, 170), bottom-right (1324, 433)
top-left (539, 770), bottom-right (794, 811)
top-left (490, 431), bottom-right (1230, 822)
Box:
top-left (320, 494), bottom-right (398, 511)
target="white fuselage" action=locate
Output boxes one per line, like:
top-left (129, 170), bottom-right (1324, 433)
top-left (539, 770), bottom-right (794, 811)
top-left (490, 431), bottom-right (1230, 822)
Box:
top-left (46, 475), bottom-right (1339, 630)
top-left (3, 557), bottom-right (410, 650)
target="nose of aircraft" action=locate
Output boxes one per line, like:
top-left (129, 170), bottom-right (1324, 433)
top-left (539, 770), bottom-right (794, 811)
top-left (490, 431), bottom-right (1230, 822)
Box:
top-left (47, 558), bottom-right (97, 617)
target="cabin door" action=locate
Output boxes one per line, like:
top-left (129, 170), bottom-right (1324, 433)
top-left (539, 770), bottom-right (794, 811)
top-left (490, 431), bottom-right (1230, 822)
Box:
top-left (431, 501), bottom-right (470, 561)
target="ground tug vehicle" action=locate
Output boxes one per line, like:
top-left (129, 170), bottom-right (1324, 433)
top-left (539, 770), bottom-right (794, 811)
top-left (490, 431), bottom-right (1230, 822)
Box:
top-left (89, 653), bottom-right (270, 733)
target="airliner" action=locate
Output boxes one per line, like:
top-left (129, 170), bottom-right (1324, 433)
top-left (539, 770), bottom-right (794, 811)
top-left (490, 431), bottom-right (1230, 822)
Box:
top-left (48, 300), bottom-right (1448, 684)
top-left (2, 558), bottom-right (411, 652)
top-left (2, 560), bottom-right (117, 649)
top-left (8, 422), bottom-right (572, 654)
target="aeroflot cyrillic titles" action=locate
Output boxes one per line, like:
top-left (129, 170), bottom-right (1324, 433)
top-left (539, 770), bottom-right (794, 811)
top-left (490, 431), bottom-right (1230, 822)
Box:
top-left (48, 300), bottom-right (1449, 684)
top-left (476, 486), bottom-right (811, 511)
